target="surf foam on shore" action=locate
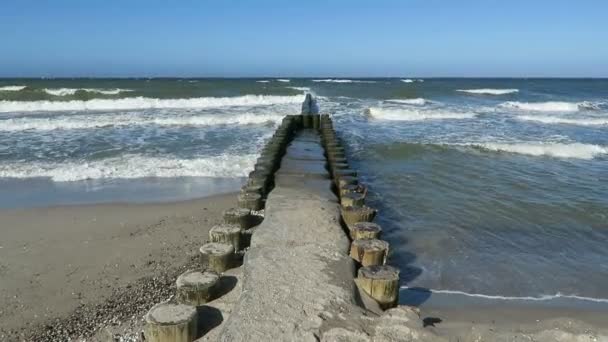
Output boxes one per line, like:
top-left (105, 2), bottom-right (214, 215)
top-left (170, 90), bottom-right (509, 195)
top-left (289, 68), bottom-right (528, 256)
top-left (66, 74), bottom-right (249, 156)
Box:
top-left (43, 88), bottom-right (133, 96)
top-left (0, 85), bottom-right (27, 91)
top-left (366, 107), bottom-right (475, 121)
top-left (457, 88), bottom-right (519, 95)
top-left (517, 115), bottom-right (608, 126)
top-left (469, 142), bottom-right (607, 159)
top-left (0, 94), bottom-right (303, 113)
top-left (499, 101), bottom-right (601, 112)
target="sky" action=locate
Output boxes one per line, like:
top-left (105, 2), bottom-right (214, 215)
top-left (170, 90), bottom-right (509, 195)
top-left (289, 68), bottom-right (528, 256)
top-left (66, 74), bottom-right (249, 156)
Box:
top-left (1, 0), bottom-right (607, 77)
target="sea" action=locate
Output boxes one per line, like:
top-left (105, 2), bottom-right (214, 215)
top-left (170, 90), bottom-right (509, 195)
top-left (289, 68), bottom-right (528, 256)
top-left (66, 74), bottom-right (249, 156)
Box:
top-left (1, 78), bottom-right (607, 305)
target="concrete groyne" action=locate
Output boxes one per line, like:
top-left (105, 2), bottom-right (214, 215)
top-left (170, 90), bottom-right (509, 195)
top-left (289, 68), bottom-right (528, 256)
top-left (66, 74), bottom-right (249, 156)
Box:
top-left (143, 108), bottom-right (437, 341)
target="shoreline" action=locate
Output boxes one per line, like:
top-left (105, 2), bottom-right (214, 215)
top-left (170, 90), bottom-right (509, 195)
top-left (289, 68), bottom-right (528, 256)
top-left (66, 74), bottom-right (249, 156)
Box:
top-left (0, 192), bottom-right (237, 340)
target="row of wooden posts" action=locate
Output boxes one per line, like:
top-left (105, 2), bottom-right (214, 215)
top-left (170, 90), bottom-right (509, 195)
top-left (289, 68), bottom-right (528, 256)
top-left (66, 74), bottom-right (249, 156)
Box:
top-left (143, 114), bottom-right (399, 342)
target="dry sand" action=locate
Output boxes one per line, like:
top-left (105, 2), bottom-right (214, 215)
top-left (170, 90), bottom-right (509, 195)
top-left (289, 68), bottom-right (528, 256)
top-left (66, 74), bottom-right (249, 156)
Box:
top-left (0, 193), bottom-right (236, 341)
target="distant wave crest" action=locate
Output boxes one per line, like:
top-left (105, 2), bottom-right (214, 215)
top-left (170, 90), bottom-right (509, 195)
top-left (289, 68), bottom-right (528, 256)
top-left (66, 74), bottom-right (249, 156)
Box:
top-left (499, 101), bottom-right (598, 112)
top-left (312, 79), bottom-right (376, 83)
top-left (44, 88), bottom-right (133, 96)
top-left (0, 85), bottom-right (27, 91)
top-left (0, 94), bottom-right (303, 113)
top-left (470, 142), bottom-right (607, 159)
top-left (517, 115), bottom-right (608, 126)
top-left (0, 154), bottom-right (257, 182)
top-left (386, 98), bottom-right (427, 105)
top-left (457, 88), bottom-right (519, 95)
top-left (366, 107), bottom-right (475, 121)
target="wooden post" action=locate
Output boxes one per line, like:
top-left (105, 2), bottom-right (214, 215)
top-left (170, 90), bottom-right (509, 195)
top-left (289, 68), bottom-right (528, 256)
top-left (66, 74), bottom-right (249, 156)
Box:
top-left (341, 205), bottom-right (376, 227)
top-left (223, 207), bottom-right (255, 229)
top-left (312, 114), bottom-right (320, 130)
top-left (337, 176), bottom-right (358, 188)
top-left (350, 239), bottom-right (389, 267)
top-left (144, 303), bottom-right (197, 342)
top-left (350, 222), bottom-right (382, 240)
top-left (209, 224), bottom-right (242, 251)
top-left (176, 270), bottom-right (219, 306)
top-left (357, 265), bottom-right (400, 310)
top-left (199, 242), bottom-right (234, 273)
top-left (339, 183), bottom-right (366, 198)
top-left (238, 191), bottom-right (263, 211)
top-left (340, 192), bottom-right (365, 207)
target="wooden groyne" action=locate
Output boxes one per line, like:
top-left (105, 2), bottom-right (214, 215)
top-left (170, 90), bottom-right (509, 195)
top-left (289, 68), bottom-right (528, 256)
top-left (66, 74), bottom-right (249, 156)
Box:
top-left (143, 107), bottom-right (436, 341)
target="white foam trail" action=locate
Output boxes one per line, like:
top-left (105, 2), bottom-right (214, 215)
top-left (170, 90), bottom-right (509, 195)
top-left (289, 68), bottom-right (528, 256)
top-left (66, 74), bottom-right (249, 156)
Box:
top-left (366, 107), bottom-right (475, 121)
top-left (0, 94), bottom-right (303, 113)
top-left (0, 85), bottom-right (26, 91)
top-left (276, 79), bottom-right (290, 83)
top-left (517, 115), bottom-right (608, 126)
top-left (401, 79), bottom-right (414, 83)
top-left (43, 88), bottom-right (133, 96)
top-left (499, 101), bottom-right (584, 112)
top-left (286, 86), bottom-right (311, 92)
top-left (386, 98), bottom-right (427, 105)
top-left (457, 88), bottom-right (519, 95)
top-left (256, 80), bottom-right (270, 83)
top-left (0, 154), bottom-right (257, 182)
top-left (401, 287), bottom-right (608, 304)
top-left (0, 112), bottom-right (284, 131)
top-left (471, 142), bottom-right (607, 159)
top-left (312, 79), bottom-right (376, 83)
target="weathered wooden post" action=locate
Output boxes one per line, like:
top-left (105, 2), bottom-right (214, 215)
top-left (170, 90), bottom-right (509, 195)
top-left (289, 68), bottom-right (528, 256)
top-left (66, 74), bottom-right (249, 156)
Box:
top-left (209, 224), bottom-right (242, 251)
top-left (176, 270), bottom-right (219, 306)
top-left (238, 191), bottom-right (263, 211)
top-left (350, 222), bottom-right (382, 240)
top-left (340, 192), bottom-right (365, 207)
top-left (341, 205), bottom-right (377, 227)
top-left (199, 242), bottom-right (234, 273)
top-left (144, 303), bottom-right (198, 342)
top-left (350, 239), bottom-right (389, 267)
top-left (357, 265), bottom-right (400, 309)
top-left (223, 207), bottom-right (256, 229)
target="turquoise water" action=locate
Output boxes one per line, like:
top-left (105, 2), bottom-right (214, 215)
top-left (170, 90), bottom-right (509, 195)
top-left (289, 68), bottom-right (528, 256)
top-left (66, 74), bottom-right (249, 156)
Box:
top-left (1, 78), bottom-right (607, 300)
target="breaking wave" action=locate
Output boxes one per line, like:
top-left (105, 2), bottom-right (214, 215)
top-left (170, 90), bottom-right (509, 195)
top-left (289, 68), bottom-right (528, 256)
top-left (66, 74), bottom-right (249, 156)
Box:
top-left (401, 287), bottom-right (608, 304)
top-left (401, 79), bottom-right (414, 83)
top-left (0, 85), bottom-right (27, 91)
top-left (469, 142), bottom-right (607, 159)
top-left (43, 88), bottom-right (133, 96)
top-left (386, 98), bottom-right (427, 105)
top-left (0, 154), bottom-right (257, 182)
top-left (516, 115), bottom-right (608, 126)
top-left (276, 79), bottom-right (290, 83)
top-left (286, 86), bottom-right (311, 92)
top-left (0, 94), bottom-right (303, 113)
top-left (499, 101), bottom-right (602, 112)
top-left (457, 88), bottom-right (519, 95)
top-left (366, 107), bottom-right (475, 121)
top-left (0, 112), bottom-right (284, 132)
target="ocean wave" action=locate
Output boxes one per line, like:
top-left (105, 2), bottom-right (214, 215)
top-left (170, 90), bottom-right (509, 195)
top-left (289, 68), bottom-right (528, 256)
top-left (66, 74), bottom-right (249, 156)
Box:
top-left (401, 287), bottom-right (608, 304)
top-left (276, 79), bottom-right (290, 83)
top-left (469, 142), bottom-right (607, 159)
top-left (499, 101), bottom-right (595, 112)
top-left (386, 98), bottom-right (427, 105)
top-left (517, 115), bottom-right (608, 126)
top-left (401, 79), bottom-right (414, 83)
top-left (286, 86), bottom-right (311, 92)
top-left (366, 107), bottom-right (475, 121)
top-left (0, 94), bottom-right (303, 113)
top-left (43, 88), bottom-right (133, 96)
top-left (0, 85), bottom-right (27, 91)
top-left (457, 88), bottom-right (519, 95)
top-left (0, 154), bottom-right (257, 182)
top-left (256, 80), bottom-right (270, 83)
top-left (0, 112), bottom-right (284, 131)
top-left (312, 79), bottom-right (376, 83)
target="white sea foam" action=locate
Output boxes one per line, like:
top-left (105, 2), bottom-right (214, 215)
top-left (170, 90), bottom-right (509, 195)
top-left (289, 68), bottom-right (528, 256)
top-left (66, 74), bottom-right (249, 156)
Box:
top-left (0, 85), bottom-right (27, 91)
top-left (256, 80), bottom-right (270, 83)
top-left (386, 98), bottom-right (427, 105)
top-left (470, 142), bottom-right (607, 159)
top-left (499, 101), bottom-right (586, 112)
top-left (401, 287), bottom-right (608, 304)
top-left (517, 115), bottom-right (608, 126)
top-left (43, 88), bottom-right (133, 96)
top-left (276, 79), bottom-right (290, 83)
top-left (0, 154), bottom-right (257, 182)
top-left (312, 79), bottom-right (376, 83)
top-left (0, 94), bottom-right (303, 113)
top-left (286, 86), bottom-right (311, 92)
top-left (366, 107), bottom-right (475, 121)
top-left (0, 112), bottom-right (284, 132)
top-left (401, 79), bottom-right (414, 83)
top-left (457, 88), bottom-right (519, 95)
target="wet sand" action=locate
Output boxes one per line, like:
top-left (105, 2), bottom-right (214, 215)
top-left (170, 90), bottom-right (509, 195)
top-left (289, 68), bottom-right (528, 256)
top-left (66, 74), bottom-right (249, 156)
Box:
top-left (0, 193), bottom-right (236, 340)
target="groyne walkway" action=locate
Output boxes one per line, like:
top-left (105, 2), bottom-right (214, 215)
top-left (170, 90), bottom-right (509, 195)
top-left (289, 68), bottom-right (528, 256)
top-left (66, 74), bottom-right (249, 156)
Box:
top-left (142, 113), bottom-right (433, 341)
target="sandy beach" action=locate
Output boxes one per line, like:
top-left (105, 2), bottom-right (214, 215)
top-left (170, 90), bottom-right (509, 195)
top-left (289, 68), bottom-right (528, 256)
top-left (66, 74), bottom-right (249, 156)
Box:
top-left (0, 192), bottom-right (236, 341)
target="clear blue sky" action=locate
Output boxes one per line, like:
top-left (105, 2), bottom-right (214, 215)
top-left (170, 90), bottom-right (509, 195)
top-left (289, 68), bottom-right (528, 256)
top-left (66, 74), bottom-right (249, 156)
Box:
top-left (1, 0), bottom-right (607, 77)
